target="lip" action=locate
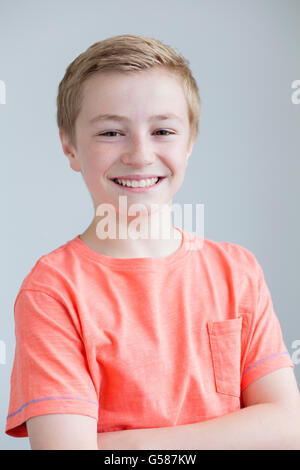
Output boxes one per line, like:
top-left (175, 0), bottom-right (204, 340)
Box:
top-left (110, 174), bottom-right (165, 180)
top-left (109, 176), bottom-right (166, 193)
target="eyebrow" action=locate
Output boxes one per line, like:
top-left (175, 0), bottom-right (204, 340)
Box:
top-left (89, 113), bottom-right (184, 125)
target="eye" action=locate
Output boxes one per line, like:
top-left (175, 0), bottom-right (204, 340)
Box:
top-left (98, 131), bottom-right (122, 137)
top-left (155, 129), bottom-right (174, 136)
top-left (97, 129), bottom-right (175, 137)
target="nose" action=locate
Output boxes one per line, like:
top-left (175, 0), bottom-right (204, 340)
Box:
top-left (120, 134), bottom-right (155, 167)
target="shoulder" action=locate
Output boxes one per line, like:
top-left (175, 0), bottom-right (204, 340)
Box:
top-left (184, 231), bottom-right (263, 304)
top-left (190, 232), bottom-right (260, 279)
top-left (15, 236), bottom-right (78, 308)
top-left (211, 238), bottom-right (258, 271)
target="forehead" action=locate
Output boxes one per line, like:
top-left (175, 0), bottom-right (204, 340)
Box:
top-left (79, 68), bottom-right (188, 121)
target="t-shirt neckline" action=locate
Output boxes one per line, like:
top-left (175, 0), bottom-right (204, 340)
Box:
top-left (70, 226), bottom-right (192, 269)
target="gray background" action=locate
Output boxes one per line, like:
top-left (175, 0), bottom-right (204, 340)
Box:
top-left (0, 0), bottom-right (299, 450)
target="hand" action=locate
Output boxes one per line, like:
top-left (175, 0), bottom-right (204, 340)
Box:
top-left (97, 429), bottom-right (142, 450)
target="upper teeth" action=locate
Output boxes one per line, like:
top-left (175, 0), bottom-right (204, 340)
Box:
top-left (115, 177), bottom-right (159, 187)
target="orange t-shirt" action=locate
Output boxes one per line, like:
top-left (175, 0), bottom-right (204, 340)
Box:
top-left (5, 227), bottom-right (294, 437)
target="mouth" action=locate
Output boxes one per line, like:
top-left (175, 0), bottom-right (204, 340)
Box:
top-left (109, 176), bottom-right (167, 192)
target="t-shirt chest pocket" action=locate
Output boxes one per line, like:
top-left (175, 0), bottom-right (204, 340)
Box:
top-left (207, 317), bottom-right (243, 398)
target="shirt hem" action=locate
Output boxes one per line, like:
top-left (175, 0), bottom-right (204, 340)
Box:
top-left (241, 353), bottom-right (295, 393)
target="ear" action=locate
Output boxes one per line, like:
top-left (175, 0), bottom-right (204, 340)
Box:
top-left (185, 135), bottom-right (196, 165)
top-left (59, 129), bottom-right (81, 172)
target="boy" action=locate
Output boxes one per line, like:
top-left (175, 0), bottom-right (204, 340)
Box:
top-left (5, 34), bottom-right (300, 450)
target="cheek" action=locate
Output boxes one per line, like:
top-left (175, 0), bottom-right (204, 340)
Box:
top-left (171, 155), bottom-right (187, 178)
top-left (80, 154), bottom-right (108, 192)
top-left (170, 159), bottom-right (188, 190)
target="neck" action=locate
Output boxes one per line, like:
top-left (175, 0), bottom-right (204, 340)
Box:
top-left (80, 205), bottom-right (182, 259)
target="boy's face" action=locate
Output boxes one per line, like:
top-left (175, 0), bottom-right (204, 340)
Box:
top-left (60, 67), bottom-right (196, 215)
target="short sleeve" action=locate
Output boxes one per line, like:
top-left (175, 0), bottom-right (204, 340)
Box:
top-left (241, 258), bottom-right (294, 392)
top-left (5, 289), bottom-right (99, 437)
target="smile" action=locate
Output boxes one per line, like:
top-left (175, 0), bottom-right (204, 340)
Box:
top-left (110, 176), bottom-right (166, 193)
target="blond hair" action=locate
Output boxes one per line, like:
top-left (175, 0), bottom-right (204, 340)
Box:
top-left (56, 34), bottom-right (201, 148)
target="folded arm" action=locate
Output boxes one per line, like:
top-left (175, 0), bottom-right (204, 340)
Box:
top-left (26, 368), bottom-right (300, 450)
top-left (97, 368), bottom-right (300, 450)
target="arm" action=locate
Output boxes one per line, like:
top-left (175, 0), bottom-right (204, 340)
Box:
top-left (27, 414), bottom-right (98, 450)
top-left (6, 290), bottom-right (99, 439)
top-left (97, 368), bottom-right (300, 450)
